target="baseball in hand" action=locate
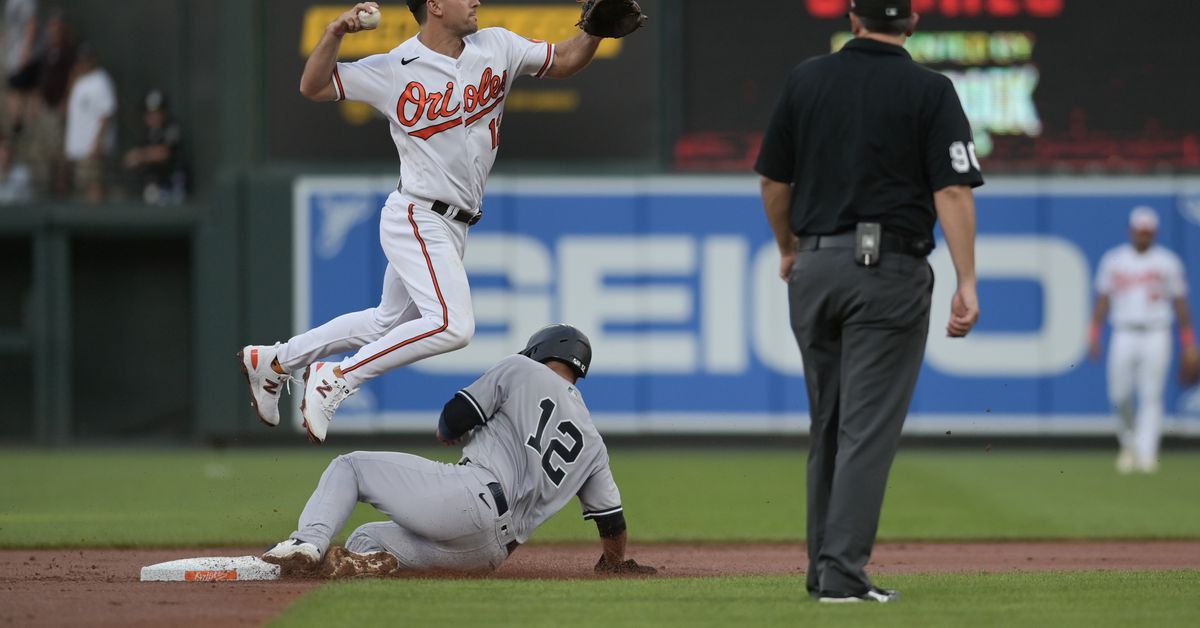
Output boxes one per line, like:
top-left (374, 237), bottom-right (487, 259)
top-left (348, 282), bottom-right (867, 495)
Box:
top-left (358, 7), bottom-right (381, 29)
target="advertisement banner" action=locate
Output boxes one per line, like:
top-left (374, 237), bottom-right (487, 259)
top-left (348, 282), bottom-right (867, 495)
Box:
top-left (677, 0), bottom-right (1200, 173)
top-left (293, 175), bottom-right (1200, 435)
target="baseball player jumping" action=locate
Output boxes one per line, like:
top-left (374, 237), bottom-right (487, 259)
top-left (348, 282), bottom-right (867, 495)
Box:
top-left (238, 0), bottom-right (647, 443)
top-left (262, 325), bottom-right (657, 577)
top-left (1089, 206), bottom-right (1200, 473)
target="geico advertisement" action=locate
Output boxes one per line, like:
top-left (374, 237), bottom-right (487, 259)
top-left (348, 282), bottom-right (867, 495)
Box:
top-left (293, 176), bottom-right (1200, 434)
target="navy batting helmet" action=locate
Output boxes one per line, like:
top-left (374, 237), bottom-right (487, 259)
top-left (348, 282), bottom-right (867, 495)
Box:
top-left (519, 324), bottom-right (592, 378)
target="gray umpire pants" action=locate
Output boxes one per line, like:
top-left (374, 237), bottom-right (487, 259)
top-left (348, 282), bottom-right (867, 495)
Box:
top-left (290, 452), bottom-right (516, 572)
top-left (788, 247), bottom-right (933, 595)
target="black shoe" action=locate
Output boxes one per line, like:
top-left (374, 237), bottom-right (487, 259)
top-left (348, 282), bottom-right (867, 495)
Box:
top-left (817, 587), bottom-right (900, 603)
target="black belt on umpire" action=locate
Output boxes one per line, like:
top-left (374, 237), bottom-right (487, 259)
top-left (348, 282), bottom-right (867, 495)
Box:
top-left (795, 230), bottom-right (933, 258)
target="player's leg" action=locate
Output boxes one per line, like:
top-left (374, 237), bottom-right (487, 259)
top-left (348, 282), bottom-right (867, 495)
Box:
top-left (1107, 331), bottom-right (1137, 472)
top-left (336, 204), bottom-right (475, 388)
top-left (1133, 330), bottom-right (1171, 472)
top-left (290, 451), bottom-right (498, 547)
top-left (263, 452), bottom-right (373, 574)
top-left (276, 263), bottom-right (419, 372)
top-left (788, 255), bottom-right (842, 598)
top-left (342, 521), bottom-right (508, 573)
top-left (242, 260), bottom-right (417, 429)
top-left (817, 253), bottom-right (932, 598)
top-left (297, 205), bottom-right (475, 442)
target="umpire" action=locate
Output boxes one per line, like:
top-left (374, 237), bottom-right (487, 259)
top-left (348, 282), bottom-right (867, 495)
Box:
top-left (755, 0), bottom-right (982, 603)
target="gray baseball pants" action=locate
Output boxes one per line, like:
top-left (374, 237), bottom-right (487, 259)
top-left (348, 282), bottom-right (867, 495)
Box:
top-left (290, 452), bottom-right (515, 571)
top-left (788, 247), bottom-right (933, 596)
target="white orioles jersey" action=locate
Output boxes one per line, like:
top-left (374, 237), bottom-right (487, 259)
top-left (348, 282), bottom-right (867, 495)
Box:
top-left (1095, 244), bottom-right (1188, 328)
top-left (333, 28), bottom-right (555, 211)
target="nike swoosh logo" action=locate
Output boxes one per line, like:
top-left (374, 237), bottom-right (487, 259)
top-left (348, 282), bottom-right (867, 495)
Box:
top-left (402, 57), bottom-right (419, 65)
top-left (478, 493), bottom-right (492, 510)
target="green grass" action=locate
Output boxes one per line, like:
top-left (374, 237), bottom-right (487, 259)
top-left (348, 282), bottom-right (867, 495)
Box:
top-left (272, 571), bottom-right (1200, 627)
top-left (1, 448), bottom-right (1199, 547)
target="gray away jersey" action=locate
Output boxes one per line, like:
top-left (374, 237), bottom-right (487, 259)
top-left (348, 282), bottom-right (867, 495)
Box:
top-left (458, 355), bottom-right (621, 544)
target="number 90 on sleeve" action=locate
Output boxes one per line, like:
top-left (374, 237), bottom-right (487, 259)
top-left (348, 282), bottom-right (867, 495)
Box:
top-left (949, 141), bottom-right (982, 174)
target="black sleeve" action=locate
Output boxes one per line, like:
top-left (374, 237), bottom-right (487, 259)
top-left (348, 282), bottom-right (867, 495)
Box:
top-left (591, 511), bottom-right (627, 539)
top-left (437, 391), bottom-right (487, 440)
top-left (924, 78), bottom-right (985, 191)
top-left (754, 71), bottom-right (797, 183)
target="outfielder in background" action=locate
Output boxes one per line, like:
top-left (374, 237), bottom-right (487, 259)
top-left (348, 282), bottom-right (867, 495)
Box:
top-left (1089, 206), bottom-right (1200, 474)
top-left (237, 0), bottom-right (647, 443)
top-left (262, 325), bottom-right (656, 577)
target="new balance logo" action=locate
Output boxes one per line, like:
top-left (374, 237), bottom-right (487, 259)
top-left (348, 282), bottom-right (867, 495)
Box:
top-left (317, 382), bottom-right (333, 398)
top-left (263, 380), bottom-right (281, 395)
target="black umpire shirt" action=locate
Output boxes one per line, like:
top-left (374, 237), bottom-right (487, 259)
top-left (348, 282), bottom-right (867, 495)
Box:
top-left (755, 38), bottom-right (984, 243)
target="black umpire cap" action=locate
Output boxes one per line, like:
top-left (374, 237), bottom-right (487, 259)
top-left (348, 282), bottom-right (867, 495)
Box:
top-left (848, 0), bottom-right (913, 19)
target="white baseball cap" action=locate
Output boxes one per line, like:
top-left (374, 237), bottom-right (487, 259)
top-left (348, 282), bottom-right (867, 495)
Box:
top-left (1129, 206), bottom-right (1159, 231)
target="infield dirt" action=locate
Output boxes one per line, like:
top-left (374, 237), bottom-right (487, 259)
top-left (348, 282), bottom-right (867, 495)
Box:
top-left (3, 541), bottom-right (1198, 627)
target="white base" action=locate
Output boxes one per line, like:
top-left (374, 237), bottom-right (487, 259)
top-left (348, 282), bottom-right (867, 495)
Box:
top-left (139, 555), bottom-right (281, 582)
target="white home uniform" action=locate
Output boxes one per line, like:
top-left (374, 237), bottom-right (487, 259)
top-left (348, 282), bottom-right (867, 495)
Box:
top-left (1094, 243), bottom-right (1188, 465)
top-left (288, 355), bottom-right (623, 571)
top-left (277, 29), bottom-right (556, 387)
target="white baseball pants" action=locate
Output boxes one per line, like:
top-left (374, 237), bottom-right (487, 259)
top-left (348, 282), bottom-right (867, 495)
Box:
top-left (277, 191), bottom-right (475, 387)
top-left (1107, 327), bottom-right (1171, 465)
top-left (291, 452), bottom-right (515, 571)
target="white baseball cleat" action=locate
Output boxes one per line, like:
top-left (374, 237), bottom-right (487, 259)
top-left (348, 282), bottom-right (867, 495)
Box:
top-left (262, 539), bottom-right (321, 576)
top-left (818, 587), bottom-right (900, 603)
top-left (300, 362), bottom-right (358, 444)
top-left (238, 344), bottom-right (293, 427)
top-left (1137, 457), bottom-right (1159, 474)
top-left (1115, 449), bottom-right (1136, 475)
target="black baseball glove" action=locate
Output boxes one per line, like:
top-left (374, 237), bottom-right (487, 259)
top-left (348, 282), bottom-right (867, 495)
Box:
top-left (594, 554), bottom-right (658, 575)
top-left (576, 0), bottom-right (648, 38)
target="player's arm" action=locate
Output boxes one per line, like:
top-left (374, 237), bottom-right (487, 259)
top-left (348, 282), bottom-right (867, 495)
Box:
top-left (590, 511), bottom-right (656, 575)
top-left (598, 527), bottom-right (627, 563)
top-left (299, 2), bottom-right (379, 101)
top-left (435, 357), bottom-right (524, 445)
top-left (543, 32), bottom-right (601, 79)
top-left (934, 185), bottom-right (980, 338)
top-left (1088, 294), bottom-right (1110, 360)
top-left (580, 463), bottom-right (655, 575)
top-left (1173, 296), bottom-right (1200, 383)
top-left (436, 391), bottom-right (487, 445)
top-left (760, 177), bottom-right (796, 282)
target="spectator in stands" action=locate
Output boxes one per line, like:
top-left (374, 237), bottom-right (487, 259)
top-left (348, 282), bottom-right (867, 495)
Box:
top-left (0, 135), bottom-right (32, 203)
top-left (63, 43), bottom-right (114, 202)
top-left (123, 88), bottom-right (185, 205)
top-left (4, 0), bottom-right (42, 136)
top-left (28, 8), bottom-right (74, 196)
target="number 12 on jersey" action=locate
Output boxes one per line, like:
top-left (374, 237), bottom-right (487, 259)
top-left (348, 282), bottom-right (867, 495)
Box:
top-left (525, 398), bottom-right (584, 486)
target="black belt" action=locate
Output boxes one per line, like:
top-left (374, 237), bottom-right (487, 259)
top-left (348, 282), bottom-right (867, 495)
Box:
top-left (795, 231), bottom-right (931, 257)
top-left (431, 200), bottom-right (483, 226)
top-left (486, 481), bottom-right (508, 517)
top-left (461, 458), bottom-right (519, 553)
top-left (486, 481), bottom-right (521, 555)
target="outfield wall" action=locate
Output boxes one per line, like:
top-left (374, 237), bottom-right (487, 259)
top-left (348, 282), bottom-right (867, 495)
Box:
top-left (291, 176), bottom-right (1200, 436)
